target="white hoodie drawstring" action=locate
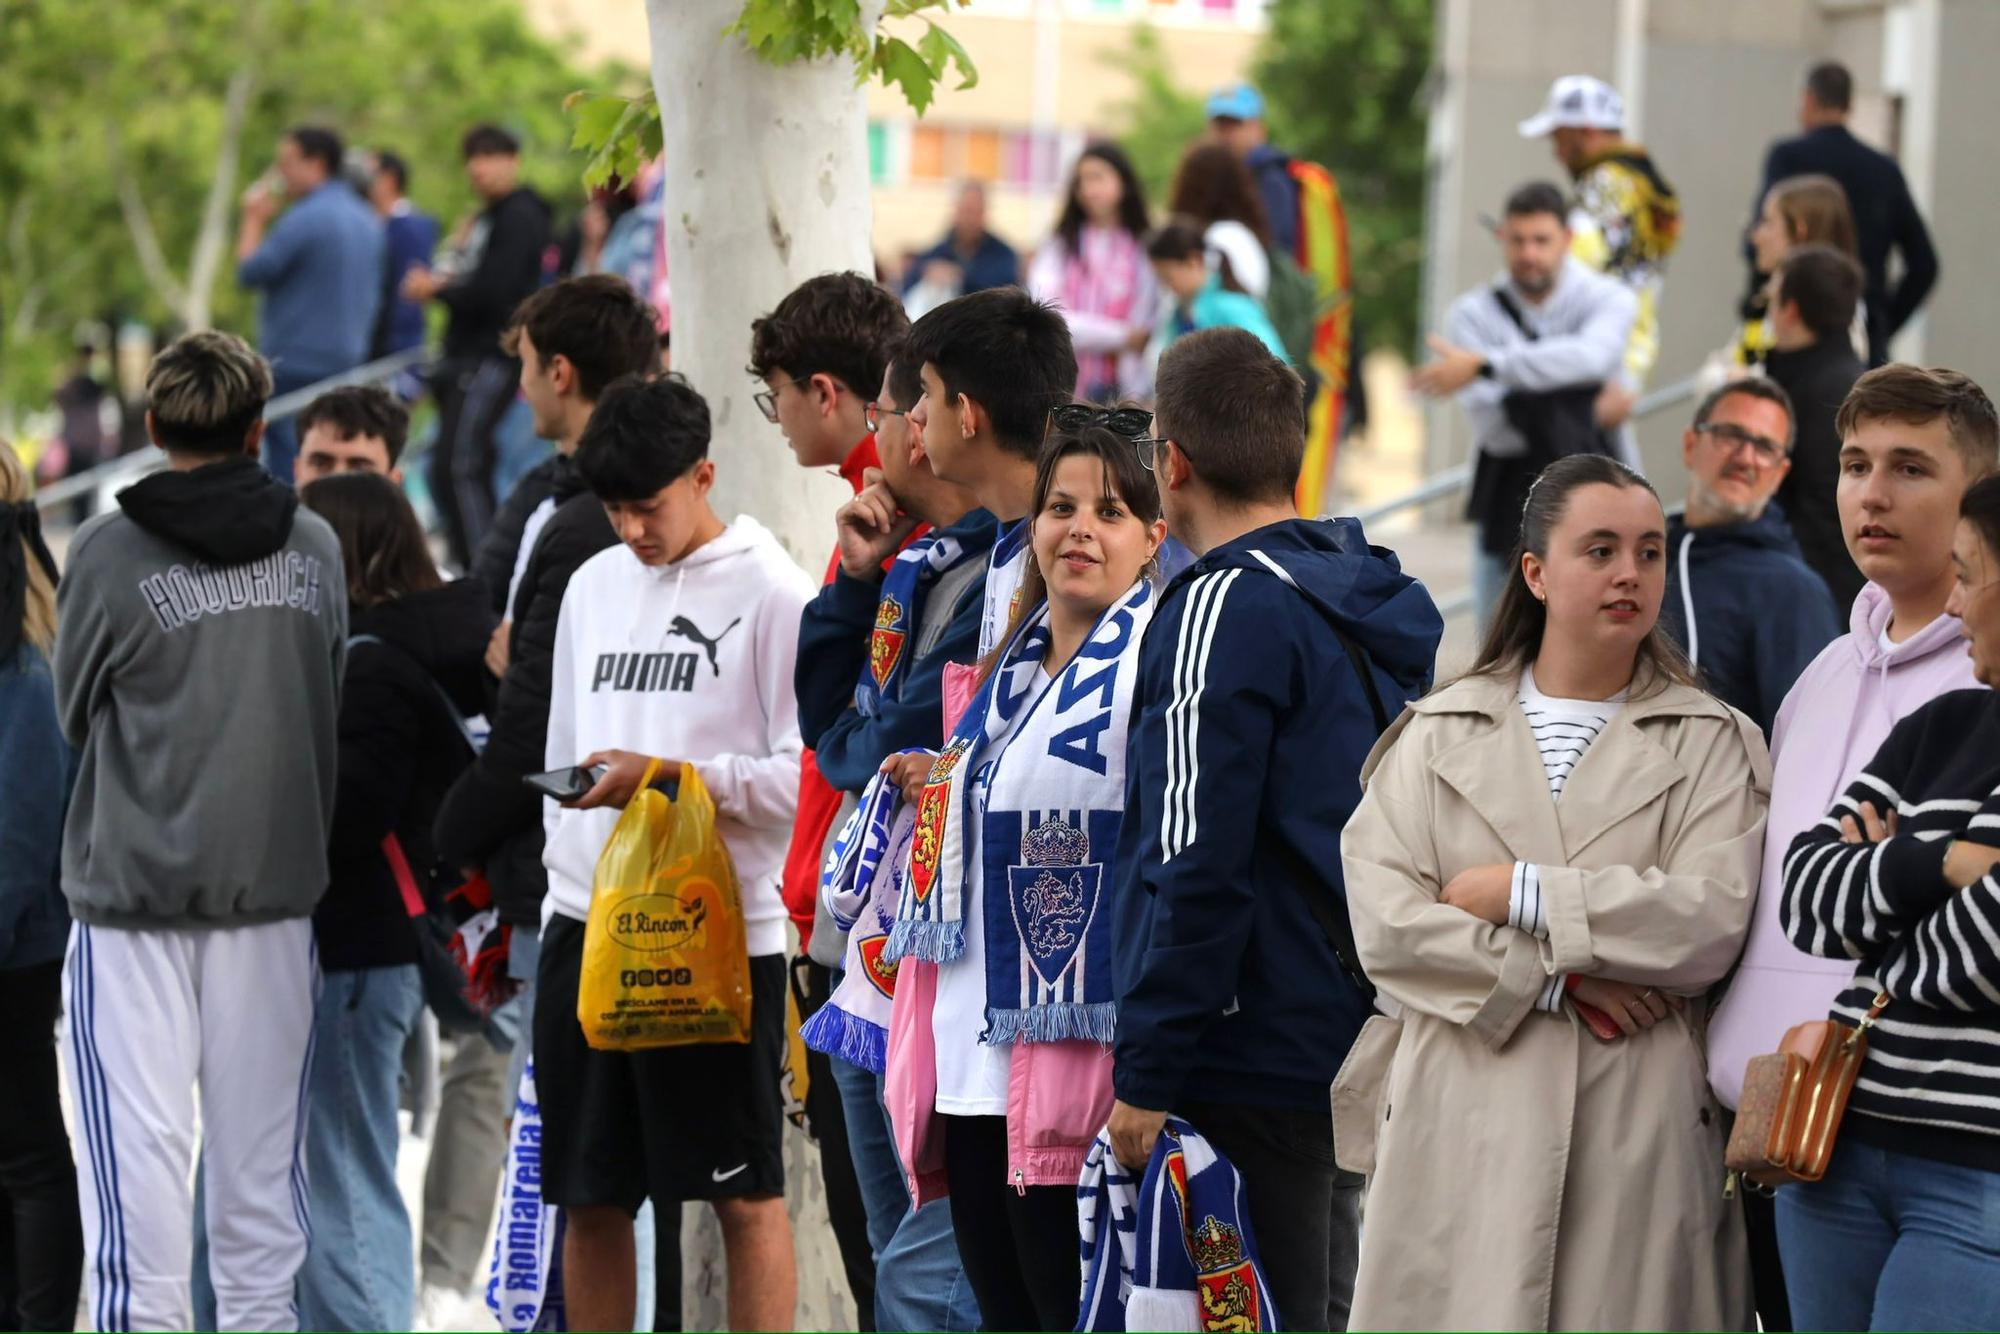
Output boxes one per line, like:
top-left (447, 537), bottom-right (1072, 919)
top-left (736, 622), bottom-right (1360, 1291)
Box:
top-left (1677, 531), bottom-right (1700, 668)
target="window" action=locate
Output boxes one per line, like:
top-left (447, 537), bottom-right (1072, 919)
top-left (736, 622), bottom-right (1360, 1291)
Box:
top-left (964, 129), bottom-right (1003, 181)
top-left (910, 125), bottom-right (948, 180)
top-left (867, 122), bottom-right (890, 185)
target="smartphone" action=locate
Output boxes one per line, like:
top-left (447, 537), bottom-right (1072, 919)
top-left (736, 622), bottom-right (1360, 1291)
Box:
top-left (523, 765), bottom-right (605, 802)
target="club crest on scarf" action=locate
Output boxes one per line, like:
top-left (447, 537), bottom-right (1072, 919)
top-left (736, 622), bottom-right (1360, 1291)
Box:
top-left (868, 595), bottom-right (907, 691)
top-left (1006, 818), bottom-right (1102, 990)
top-left (909, 736), bottom-right (971, 908)
top-left (1169, 1146), bottom-right (1264, 1334)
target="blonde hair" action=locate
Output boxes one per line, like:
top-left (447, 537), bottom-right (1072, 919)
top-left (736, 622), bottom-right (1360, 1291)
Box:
top-left (0, 448), bottom-right (56, 654)
top-left (145, 329), bottom-right (273, 455)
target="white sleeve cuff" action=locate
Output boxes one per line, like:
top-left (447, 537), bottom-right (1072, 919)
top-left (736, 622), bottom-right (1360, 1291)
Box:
top-left (1508, 862), bottom-right (1550, 939)
top-left (1535, 972), bottom-right (1567, 1013)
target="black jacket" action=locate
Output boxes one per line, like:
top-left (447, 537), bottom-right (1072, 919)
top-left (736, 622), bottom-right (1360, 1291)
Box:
top-left (1661, 505), bottom-right (1842, 735)
top-left (434, 460), bottom-right (616, 926)
top-left (440, 187), bottom-right (552, 362)
top-left (472, 456), bottom-right (565, 619)
top-left (322, 581), bottom-right (496, 971)
top-left (1754, 125), bottom-right (1938, 365)
top-left (1767, 337), bottom-right (1868, 615)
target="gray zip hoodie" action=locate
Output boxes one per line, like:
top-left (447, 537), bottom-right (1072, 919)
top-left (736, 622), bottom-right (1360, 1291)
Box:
top-left (54, 455), bottom-right (347, 927)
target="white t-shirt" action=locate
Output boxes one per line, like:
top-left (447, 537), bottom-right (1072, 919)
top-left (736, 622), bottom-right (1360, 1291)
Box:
top-left (932, 663), bottom-right (1058, 1115)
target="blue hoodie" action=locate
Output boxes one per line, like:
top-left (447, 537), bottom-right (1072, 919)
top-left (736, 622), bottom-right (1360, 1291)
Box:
top-left (1661, 502), bottom-right (1841, 735)
top-left (1112, 518), bottom-right (1442, 1112)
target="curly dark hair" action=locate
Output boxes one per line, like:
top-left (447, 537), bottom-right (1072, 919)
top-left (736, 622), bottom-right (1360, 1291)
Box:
top-left (747, 272), bottom-right (909, 399)
top-left (298, 386), bottom-right (411, 464)
top-left (506, 274), bottom-right (661, 400)
top-left (1168, 143), bottom-right (1270, 247)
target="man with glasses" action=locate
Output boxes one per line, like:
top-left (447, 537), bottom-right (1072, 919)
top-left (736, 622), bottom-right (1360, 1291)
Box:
top-left (1661, 377), bottom-right (1840, 733)
top-left (746, 270), bottom-right (910, 1329)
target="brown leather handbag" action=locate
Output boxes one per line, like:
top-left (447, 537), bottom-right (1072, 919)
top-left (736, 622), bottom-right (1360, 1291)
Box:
top-left (1725, 991), bottom-right (1890, 1187)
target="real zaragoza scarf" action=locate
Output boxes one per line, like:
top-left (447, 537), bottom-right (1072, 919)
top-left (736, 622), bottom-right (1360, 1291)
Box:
top-left (886, 578), bottom-right (1154, 1047)
top-left (1076, 1117), bottom-right (1281, 1333)
top-left (799, 766), bottom-right (914, 1074)
top-left (855, 523), bottom-right (997, 718)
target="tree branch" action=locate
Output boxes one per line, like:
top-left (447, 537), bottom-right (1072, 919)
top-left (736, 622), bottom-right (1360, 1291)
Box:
top-left (184, 62), bottom-right (257, 330)
top-left (106, 119), bottom-right (191, 322)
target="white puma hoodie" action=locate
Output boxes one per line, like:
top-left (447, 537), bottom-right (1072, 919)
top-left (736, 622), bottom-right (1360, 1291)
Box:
top-left (543, 515), bottom-right (814, 956)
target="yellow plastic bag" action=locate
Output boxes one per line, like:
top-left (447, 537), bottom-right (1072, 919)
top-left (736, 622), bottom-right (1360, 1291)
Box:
top-left (578, 761), bottom-right (752, 1049)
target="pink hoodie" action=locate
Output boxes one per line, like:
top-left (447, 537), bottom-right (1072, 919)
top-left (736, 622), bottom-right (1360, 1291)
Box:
top-left (1707, 583), bottom-right (1977, 1107)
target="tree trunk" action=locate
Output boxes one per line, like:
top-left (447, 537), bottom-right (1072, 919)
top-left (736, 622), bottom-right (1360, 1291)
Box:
top-left (182, 65), bottom-right (257, 332)
top-left (644, 2), bottom-right (879, 1327)
top-left (646, 0), bottom-right (878, 569)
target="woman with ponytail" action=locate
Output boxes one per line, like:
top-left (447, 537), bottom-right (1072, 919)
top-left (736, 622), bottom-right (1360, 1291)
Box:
top-left (1337, 454), bottom-right (1769, 1329)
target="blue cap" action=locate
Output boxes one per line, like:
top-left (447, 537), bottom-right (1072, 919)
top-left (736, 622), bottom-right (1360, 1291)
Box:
top-left (1205, 83), bottom-right (1264, 121)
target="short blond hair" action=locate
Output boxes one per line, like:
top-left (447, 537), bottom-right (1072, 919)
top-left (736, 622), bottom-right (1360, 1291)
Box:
top-left (0, 447), bottom-right (56, 654)
top-left (145, 330), bottom-right (273, 455)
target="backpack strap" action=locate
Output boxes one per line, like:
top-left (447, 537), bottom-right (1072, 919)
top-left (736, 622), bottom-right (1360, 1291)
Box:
top-left (1491, 285), bottom-right (1538, 342)
top-left (347, 632), bottom-right (482, 755)
top-left (382, 833), bottom-right (427, 918)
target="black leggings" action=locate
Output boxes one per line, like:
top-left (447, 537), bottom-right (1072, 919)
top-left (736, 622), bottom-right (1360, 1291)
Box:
top-left (0, 960), bottom-right (82, 1331)
top-left (940, 1114), bottom-right (1079, 1332)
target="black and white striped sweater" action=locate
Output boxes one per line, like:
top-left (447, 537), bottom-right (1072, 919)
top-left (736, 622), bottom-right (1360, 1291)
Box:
top-left (1780, 687), bottom-right (2000, 1170)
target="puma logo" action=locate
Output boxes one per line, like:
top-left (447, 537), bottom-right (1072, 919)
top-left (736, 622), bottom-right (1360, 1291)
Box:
top-left (668, 615), bottom-right (740, 677)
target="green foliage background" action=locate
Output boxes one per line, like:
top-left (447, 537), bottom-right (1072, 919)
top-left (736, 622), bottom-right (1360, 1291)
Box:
top-left (0, 0), bottom-right (638, 417)
top-left (1112, 0), bottom-right (1435, 356)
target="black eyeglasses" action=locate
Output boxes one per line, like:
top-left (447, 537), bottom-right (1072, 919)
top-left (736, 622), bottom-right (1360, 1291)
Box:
top-left (865, 401), bottom-right (908, 433)
top-left (1696, 421), bottom-right (1787, 463)
top-left (753, 377), bottom-right (809, 424)
top-left (1048, 403), bottom-right (1173, 470)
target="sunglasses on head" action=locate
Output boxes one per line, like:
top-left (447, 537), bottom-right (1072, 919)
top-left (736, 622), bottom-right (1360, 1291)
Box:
top-left (1049, 403), bottom-right (1156, 439)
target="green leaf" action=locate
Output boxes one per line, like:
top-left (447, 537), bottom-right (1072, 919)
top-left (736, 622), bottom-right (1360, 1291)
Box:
top-left (875, 34), bottom-right (937, 116)
top-left (916, 19), bottom-right (978, 92)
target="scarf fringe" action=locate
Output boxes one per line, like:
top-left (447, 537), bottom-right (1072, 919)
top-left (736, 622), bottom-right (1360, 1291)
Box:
top-left (884, 917), bottom-right (964, 965)
top-left (799, 1002), bottom-right (887, 1076)
top-left (985, 1001), bottom-right (1116, 1047)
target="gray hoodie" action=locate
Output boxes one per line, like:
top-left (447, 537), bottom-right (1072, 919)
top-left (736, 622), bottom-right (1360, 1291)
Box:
top-left (54, 455), bottom-right (346, 928)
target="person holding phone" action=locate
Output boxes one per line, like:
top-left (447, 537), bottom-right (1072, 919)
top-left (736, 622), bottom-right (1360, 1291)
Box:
top-left (1336, 454), bottom-right (1769, 1329)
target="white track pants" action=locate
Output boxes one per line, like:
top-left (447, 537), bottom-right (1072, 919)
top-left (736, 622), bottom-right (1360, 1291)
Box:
top-left (63, 920), bottom-right (319, 1332)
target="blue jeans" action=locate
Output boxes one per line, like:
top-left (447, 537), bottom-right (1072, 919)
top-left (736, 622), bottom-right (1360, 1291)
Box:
top-left (1471, 541), bottom-right (1512, 637)
top-left (261, 364), bottom-right (328, 485)
top-left (296, 965), bottom-right (426, 1331)
top-left (1777, 1137), bottom-right (2000, 1330)
top-left (830, 1062), bottom-right (979, 1332)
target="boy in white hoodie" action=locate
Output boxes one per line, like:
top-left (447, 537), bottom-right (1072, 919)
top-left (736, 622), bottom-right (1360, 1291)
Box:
top-left (533, 374), bottom-right (814, 1332)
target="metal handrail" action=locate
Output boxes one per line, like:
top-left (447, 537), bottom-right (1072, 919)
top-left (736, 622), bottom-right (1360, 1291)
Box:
top-left (34, 347), bottom-right (428, 513)
top-left (1336, 371), bottom-right (1701, 531)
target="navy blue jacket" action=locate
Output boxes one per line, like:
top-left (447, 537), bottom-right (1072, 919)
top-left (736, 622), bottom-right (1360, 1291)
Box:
top-left (795, 510), bottom-right (995, 794)
top-left (1112, 518), bottom-right (1442, 1112)
top-left (1246, 145), bottom-right (1301, 257)
top-left (373, 205), bottom-right (440, 359)
top-left (0, 646), bottom-right (75, 969)
top-left (1661, 504), bottom-right (1841, 736)
top-left (901, 231), bottom-right (1020, 297)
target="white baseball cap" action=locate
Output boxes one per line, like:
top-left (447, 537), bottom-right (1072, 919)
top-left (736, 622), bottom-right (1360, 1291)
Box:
top-left (1517, 75), bottom-right (1625, 137)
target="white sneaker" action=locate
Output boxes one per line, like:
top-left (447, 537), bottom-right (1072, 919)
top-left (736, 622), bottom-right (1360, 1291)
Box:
top-left (414, 1280), bottom-right (492, 1332)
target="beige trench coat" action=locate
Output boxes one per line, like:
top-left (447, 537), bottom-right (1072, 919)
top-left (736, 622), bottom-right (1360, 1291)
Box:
top-left (1333, 671), bottom-right (1770, 1332)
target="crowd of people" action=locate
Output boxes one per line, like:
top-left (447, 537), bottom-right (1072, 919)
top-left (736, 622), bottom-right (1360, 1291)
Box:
top-left (4, 56), bottom-right (1999, 1334)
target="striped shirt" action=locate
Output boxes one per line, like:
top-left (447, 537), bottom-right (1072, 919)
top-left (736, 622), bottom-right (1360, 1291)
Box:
top-left (1511, 666), bottom-right (1627, 1010)
top-left (1780, 687), bottom-right (2000, 1170)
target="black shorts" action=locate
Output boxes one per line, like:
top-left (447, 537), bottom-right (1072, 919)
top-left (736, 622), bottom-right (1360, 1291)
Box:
top-left (533, 913), bottom-right (787, 1213)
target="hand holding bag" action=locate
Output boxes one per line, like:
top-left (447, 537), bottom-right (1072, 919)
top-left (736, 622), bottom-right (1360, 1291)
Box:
top-left (577, 761), bottom-right (753, 1050)
top-left (1724, 991), bottom-right (1890, 1187)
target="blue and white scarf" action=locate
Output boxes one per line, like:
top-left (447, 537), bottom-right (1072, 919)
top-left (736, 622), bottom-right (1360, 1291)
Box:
top-left (1077, 1117), bottom-right (1280, 1332)
top-left (856, 524), bottom-right (997, 718)
top-left (799, 767), bottom-right (914, 1074)
top-left (887, 579), bottom-right (1153, 1046)
top-left (486, 1060), bottom-right (566, 1332)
